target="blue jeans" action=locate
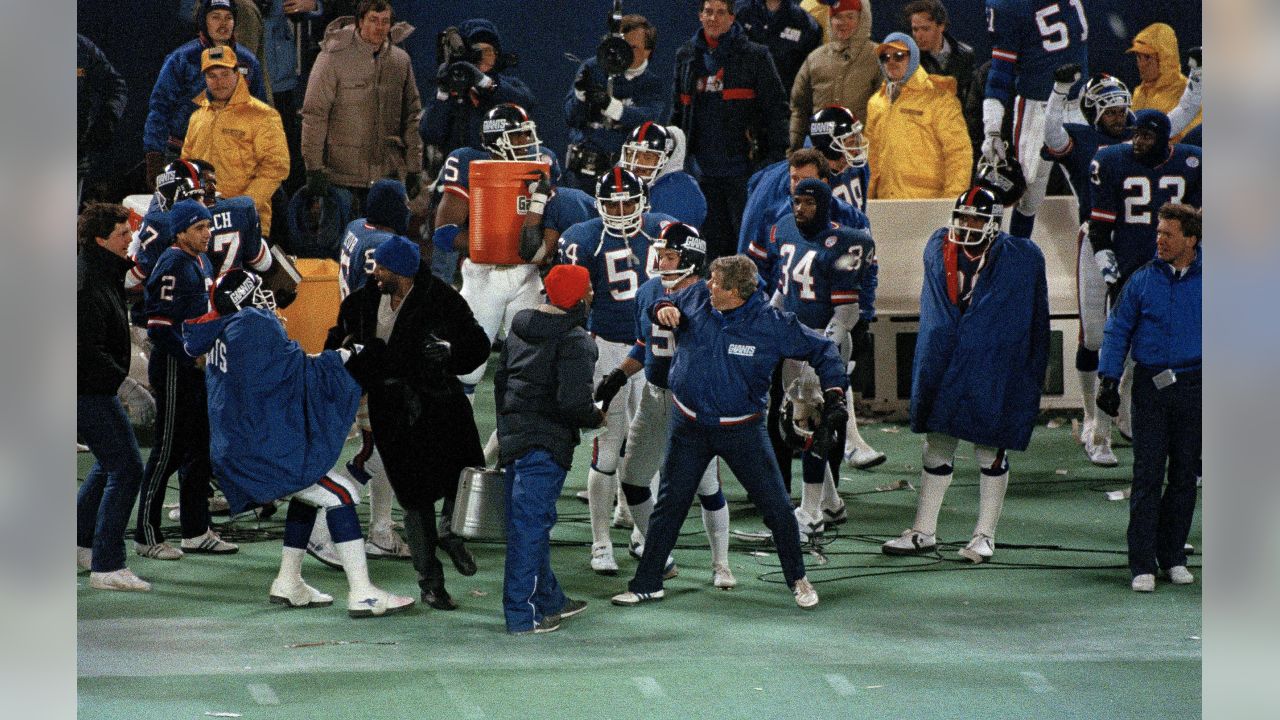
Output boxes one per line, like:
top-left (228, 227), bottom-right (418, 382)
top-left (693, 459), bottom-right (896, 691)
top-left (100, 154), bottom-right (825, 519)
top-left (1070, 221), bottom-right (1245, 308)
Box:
top-left (77, 395), bottom-right (145, 572)
top-left (503, 449), bottom-right (569, 632)
top-left (630, 414), bottom-right (806, 594)
top-left (1128, 367), bottom-right (1201, 577)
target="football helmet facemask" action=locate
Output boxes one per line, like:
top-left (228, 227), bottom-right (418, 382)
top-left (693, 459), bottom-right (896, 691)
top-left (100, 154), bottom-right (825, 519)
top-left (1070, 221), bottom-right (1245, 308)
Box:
top-left (595, 166), bottom-right (648, 236)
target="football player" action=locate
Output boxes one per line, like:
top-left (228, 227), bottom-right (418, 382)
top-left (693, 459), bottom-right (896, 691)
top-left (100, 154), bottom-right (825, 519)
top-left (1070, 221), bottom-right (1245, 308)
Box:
top-left (556, 166), bottom-right (677, 574)
top-left (981, 0), bottom-right (1089, 238)
top-left (593, 223), bottom-right (734, 588)
top-left (748, 179), bottom-right (877, 538)
top-left (182, 269), bottom-right (415, 617)
top-left (430, 103), bottom-right (567, 399)
top-left (618, 122), bottom-right (707, 227)
top-left (134, 199), bottom-right (239, 560)
top-left (883, 186), bottom-right (1049, 563)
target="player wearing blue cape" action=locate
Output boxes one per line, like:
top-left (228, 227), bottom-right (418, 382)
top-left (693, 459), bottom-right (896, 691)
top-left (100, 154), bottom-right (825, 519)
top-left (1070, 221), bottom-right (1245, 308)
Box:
top-left (617, 122), bottom-right (707, 228)
top-left (183, 269), bottom-right (415, 619)
top-left (883, 185), bottom-right (1049, 565)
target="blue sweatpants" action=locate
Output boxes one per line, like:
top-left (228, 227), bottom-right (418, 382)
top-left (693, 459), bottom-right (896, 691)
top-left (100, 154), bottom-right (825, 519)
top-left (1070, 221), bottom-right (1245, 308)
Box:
top-left (503, 449), bottom-right (570, 632)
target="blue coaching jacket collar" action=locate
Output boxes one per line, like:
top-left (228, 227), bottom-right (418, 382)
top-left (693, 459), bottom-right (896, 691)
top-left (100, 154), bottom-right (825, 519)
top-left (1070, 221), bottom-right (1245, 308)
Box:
top-left (1151, 245), bottom-right (1202, 280)
top-left (710, 288), bottom-right (766, 325)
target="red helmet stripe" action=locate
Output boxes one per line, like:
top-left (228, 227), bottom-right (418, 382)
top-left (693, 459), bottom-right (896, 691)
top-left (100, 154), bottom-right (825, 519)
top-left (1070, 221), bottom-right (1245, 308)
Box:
top-left (613, 166), bottom-right (624, 193)
top-left (179, 159), bottom-right (202, 188)
top-left (637, 121), bottom-right (653, 140)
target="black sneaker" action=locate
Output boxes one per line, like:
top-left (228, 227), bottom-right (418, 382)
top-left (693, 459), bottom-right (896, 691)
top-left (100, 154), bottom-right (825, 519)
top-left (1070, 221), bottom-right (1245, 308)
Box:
top-left (509, 615), bottom-right (561, 635)
top-left (440, 536), bottom-right (478, 576)
top-left (558, 598), bottom-right (588, 620)
top-left (422, 587), bottom-right (458, 611)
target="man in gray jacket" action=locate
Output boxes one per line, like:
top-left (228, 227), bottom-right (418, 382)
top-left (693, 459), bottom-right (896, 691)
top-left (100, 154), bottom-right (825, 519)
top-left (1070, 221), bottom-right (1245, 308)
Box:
top-left (301, 0), bottom-right (423, 211)
top-left (494, 264), bottom-right (603, 635)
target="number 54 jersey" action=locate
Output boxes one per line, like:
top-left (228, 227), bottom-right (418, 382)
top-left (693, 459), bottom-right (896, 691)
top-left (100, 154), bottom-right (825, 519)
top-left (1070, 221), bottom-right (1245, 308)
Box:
top-left (556, 213), bottom-right (677, 344)
top-left (1089, 143), bottom-right (1201, 278)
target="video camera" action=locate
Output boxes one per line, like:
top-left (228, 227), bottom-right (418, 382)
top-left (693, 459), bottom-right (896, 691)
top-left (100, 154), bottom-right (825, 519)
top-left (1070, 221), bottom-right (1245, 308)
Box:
top-left (595, 0), bottom-right (633, 77)
top-left (436, 26), bottom-right (518, 95)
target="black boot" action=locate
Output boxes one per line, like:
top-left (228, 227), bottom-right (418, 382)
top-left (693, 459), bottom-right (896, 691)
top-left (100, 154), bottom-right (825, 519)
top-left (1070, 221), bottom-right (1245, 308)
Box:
top-left (420, 580), bottom-right (458, 611)
top-left (437, 505), bottom-right (478, 576)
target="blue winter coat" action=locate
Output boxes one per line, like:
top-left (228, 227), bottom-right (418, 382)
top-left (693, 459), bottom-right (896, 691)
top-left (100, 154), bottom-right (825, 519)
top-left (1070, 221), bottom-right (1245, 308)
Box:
top-left (183, 308), bottom-right (361, 513)
top-left (910, 230), bottom-right (1049, 450)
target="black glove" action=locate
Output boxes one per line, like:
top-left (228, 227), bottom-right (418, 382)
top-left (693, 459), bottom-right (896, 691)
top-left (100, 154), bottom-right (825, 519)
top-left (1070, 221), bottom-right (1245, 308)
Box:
top-left (573, 66), bottom-right (596, 96)
top-left (421, 334), bottom-right (452, 368)
top-left (848, 318), bottom-right (871, 359)
top-left (584, 84), bottom-right (612, 116)
top-left (145, 151), bottom-right (166, 191)
top-left (1054, 62), bottom-right (1083, 84)
top-left (526, 169), bottom-right (552, 198)
top-left (405, 171), bottom-right (422, 200)
top-left (343, 338), bottom-right (387, 391)
top-left (449, 61), bottom-right (492, 91)
top-left (306, 168), bottom-right (329, 197)
top-left (813, 389), bottom-right (849, 458)
top-left (1096, 377), bottom-right (1121, 418)
top-left (594, 368), bottom-right (628, 411)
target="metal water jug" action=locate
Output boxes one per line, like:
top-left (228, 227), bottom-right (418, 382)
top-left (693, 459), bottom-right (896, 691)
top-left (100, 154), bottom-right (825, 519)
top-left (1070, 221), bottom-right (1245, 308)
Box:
top-left (450, 467), bottom-right (507, 541)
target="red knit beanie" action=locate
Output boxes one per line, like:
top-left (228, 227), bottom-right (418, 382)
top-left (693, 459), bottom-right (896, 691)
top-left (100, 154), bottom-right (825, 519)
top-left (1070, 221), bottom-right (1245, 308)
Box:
top-left (544, 264), bottom-right (591, 309)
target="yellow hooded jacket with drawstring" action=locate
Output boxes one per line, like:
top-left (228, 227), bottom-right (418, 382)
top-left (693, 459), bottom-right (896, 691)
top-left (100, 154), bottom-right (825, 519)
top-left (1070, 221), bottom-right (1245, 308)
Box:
top-left (1128, 22), bottom-right (1202, 142)
top-left (865, 66), bottom-right (971, 200)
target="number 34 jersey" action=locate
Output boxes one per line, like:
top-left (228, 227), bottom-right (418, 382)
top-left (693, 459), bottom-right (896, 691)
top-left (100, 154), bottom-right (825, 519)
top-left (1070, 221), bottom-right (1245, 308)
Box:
top-left (749, 215), bottom-right (876, 331)
top-left (556, 213), bottom-right (677, 344)
top-left (1089, 143), bottom-right (1201, 277)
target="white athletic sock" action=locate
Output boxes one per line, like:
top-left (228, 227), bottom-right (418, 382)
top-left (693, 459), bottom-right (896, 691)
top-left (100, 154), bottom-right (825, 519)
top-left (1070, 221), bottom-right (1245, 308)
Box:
top-left (276, 546), bottom-right (305, 584)
top-left (1078, 371), bottom-right (1098, 429)
top-left (482, 429), bottom-right (500, 468)
top-left (820, 466), bottom-right (841, 510)
top-left (587, 469), bottom-right (617, 549)
top-left (702, 503), bottom-right (729, 566)
top-left (333, 538), bottom-right (376, 597)
top-left (912, 470), bottom-right (953, 536)
top-left (367, 456), bottom-right (393, 535)
top-left (800, 479), bottom-right (824, 520)
top-left (844, 392), bottom-right (873, 453)
top-left (628, 492), bottom-right (654, 541)
top-left (974, 473), bottom-right (1009, 539)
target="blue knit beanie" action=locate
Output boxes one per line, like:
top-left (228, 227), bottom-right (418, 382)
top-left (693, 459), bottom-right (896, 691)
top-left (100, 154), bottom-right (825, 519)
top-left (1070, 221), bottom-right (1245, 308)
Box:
top-left (365, 179), bottom-right (409, 235)
top-left (373, 235), bottom-right (421, 277)
top-left (170, 199), bottom-right (213, 234)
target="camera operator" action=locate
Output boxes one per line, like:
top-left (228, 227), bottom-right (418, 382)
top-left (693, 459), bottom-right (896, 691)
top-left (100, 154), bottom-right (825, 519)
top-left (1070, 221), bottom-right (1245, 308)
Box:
top-left (562, 14), bottom-right (667, 191)
top-left (421, 19), bottom-right (536, 160)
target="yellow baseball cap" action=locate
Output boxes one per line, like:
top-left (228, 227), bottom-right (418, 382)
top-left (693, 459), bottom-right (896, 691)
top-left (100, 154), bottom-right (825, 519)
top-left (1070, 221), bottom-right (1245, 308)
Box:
top-left (201, 46), bottom-right (238, 72)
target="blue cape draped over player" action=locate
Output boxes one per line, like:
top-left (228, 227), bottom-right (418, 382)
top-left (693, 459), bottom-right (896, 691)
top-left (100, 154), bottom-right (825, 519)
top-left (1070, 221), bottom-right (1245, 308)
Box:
top-left (183, 301), bottom-right (361, 514)
top-left (910, 189), bottom-right (1050, 451)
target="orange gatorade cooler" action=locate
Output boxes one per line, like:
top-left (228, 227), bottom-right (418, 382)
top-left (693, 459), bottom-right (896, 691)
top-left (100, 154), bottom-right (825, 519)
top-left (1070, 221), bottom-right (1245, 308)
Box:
top-left (468, 159), bottom-right (551, 265)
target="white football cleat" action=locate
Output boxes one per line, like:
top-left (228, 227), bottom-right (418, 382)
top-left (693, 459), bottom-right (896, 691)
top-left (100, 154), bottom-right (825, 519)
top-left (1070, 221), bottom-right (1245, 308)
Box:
top-left (1131, 574), bottom-right (1155, 592)
top-left (794, 506), bottom-right (825, 539)
top-left (269, 578), bottom-right (334, 608)
top-left (307, 539), bottom-right (343, 569)
top-left (365, 527), bottom-right (412, 559)
top-left (881, 528), bottom-right (937, 556)
top-left (844, 446), bottom-right (887, 469)
top-left (89, 568), bottom-right (152, 592)
top-left (348, 587), bottom-right (415, 617)
top-left (793, 576), bottom-right (819, 608)
top-left (958, 534), bottom-right (995, 564)
top-left (711, 563), bottom-right (737, 589)
top-left (590, 543), bottom-right (618, 575)
top-left (1084, 434), bottom-right (1119, 467)
top-left (822, 501), bottom-right (848, 526)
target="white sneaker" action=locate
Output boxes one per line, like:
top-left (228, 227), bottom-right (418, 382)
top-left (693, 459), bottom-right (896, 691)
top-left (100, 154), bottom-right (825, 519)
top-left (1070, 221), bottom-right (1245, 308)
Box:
top-left (590, 543), bottom-right (618, 575)
top-left (77, 547), bottom-right (93, 572)
top-left (1085, 435), bottom-right (1119, 467)
top-left (958, 534), bottom-right (995, 564)
top-left (611, 501), bottom-right (634, 529)
top-left (167, 507), bottom-right (182, 522)
top-left (794, 506), bottom-right (825, 538)
top-left (90, 568), bottom-right (152, 592)
top-left (712, 563), bottom-right (737, 589)
top-left (307, 539), bottom-right (343, 569)
top-left (135, 541), bottom-right (183, 560)
top-left (1131, 574), bottom-right (1155, 592)
top-left (208, 495), bottom-right (231, 514)
top-left (793, 576), bottom-right (819, 608)
top-left (881, 528), bottom-right (936, 556)
top-left (365, 528), bottom-right (412, 559)
top-left (1166, 566), bottom-right (1195, 585)
top-left (844, 446), bottom-right (887, 469)
top-left (610, 589), bottom-right (664, 606)
top-left (180, 529), bottom-right (239, 554)
top-left (269, 577), bottom-right (334, 608)
top-left (348, 587), bottom-right (416, 618)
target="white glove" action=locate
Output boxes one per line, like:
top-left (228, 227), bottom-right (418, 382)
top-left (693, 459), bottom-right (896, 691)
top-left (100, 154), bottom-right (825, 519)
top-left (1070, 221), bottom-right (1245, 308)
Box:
top-left (1094, 249), bottom-right (1120, 285)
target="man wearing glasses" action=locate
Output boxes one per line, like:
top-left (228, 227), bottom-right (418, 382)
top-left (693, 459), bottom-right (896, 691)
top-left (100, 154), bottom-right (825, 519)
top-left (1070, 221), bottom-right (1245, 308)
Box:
top-left (864, 32), bottom-right (971, 199)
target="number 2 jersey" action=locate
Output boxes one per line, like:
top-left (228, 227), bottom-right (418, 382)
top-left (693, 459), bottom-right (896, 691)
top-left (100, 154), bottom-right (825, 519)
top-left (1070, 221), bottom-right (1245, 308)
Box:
top-left (1089, 143), bottom-right (1202, 278)
top-left (556, 213), bottom-right (676, 344)
top-left (144, 245), bottom-right (212, 364)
